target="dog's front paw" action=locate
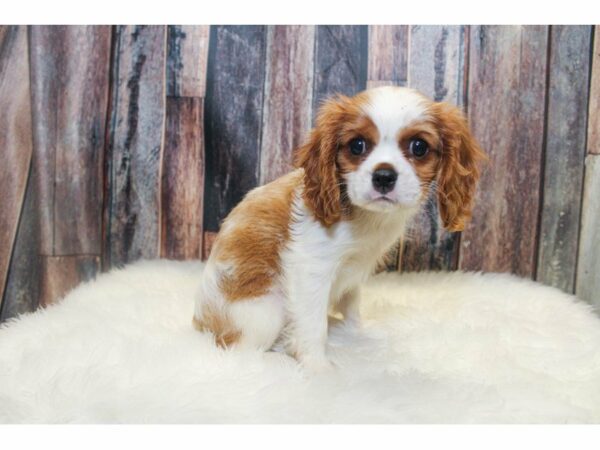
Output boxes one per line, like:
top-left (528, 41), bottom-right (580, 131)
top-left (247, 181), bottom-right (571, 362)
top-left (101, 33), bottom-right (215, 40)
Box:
top-left (300, 355), bottom-right (336, 375)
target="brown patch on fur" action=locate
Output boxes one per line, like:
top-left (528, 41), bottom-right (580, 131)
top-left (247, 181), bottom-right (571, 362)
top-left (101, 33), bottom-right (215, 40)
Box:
top-left (295, 93), bottom-right (372, 226)
top-left (193, 304), bottom-right (241, 348)
top-left (211, 170), bottom-right (302, 302)
top-left (373, 162), bottom-right (396, 172)
top-left (398, 121), bottom-right (443, 196)
top-left (428, 102), bottom-right (487, 231)
top-left (336, 114), bottom-right (380, 178)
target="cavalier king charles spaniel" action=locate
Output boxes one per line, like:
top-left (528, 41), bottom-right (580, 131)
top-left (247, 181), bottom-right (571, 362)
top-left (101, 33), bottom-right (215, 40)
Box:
top-left (194, 86), bottom-right (485, 373)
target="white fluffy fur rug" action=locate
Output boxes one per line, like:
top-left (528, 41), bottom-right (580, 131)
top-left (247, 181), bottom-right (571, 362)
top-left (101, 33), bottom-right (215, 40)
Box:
top-left (1, 260), bottom-right (599, 423)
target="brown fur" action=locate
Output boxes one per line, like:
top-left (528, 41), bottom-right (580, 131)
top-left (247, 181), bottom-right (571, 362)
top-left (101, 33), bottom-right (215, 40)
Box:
top-left (193, 305), bottom-right (241, 347)
top-left (398, 121), bottom-right (443, 198)
top-left (428, 102), bottom-right (487, 231)
top-left (212, 170), bottom-right (302, 302)
top-left (294, 93), bottom-right (371, 226)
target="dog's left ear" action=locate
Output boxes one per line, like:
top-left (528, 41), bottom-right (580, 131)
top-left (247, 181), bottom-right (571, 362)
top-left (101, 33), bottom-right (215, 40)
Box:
top-left (430, 102), bottom-right (487, 232)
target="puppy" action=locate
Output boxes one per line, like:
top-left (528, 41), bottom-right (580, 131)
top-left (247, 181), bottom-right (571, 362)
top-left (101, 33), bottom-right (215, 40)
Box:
top-left (193, 86), bottom-right (485, 372)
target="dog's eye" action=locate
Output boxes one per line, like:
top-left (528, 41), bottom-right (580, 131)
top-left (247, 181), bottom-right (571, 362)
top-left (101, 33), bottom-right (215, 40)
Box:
top-left (409, 139), bottom-right (429, 158)
top-left (349, 138), bottom-right (367, 156)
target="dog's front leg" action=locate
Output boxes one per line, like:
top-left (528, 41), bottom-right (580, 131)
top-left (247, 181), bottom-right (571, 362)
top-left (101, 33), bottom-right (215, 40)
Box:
top-left (337, 286), bottom-right (361, 326)
top-left (286, 267), bottom-right (335, 374)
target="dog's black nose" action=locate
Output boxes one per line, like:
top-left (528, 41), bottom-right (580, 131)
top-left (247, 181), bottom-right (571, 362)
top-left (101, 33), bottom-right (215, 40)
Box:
top-left (372, 168), bottom-right (398, 194)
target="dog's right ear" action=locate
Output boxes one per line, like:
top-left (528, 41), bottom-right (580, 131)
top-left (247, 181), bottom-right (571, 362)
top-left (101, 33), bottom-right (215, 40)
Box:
top-left (294, 97), bottom-right (349, 227)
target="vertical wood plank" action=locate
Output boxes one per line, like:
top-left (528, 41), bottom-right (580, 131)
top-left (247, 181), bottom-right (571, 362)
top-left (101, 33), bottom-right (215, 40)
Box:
top-left (202, 231), bottom-right (218, 260)
top-left (203, 26), bottom-right (267, 232)
top-left (588, 25), bottom-right (600, 155)
top-left (313, 25), bottom-right (368, 113)
top-left (105, 25), bottom-right (167, 267)
top-left (40, 256), bottom-right (100, 307)
top-left (260, 25), bottom-right (315, 184)
top-left (162, 25), bottom-right (210, 260)
top-left (460, 26), bottom-right (548, 277)
top-left (401, 25), bottom-right (467, 272)
top-left (166, 25), bottom-right (210, 97)
top-left (161, 98), bottom-right (205, 259)
top-left (537, 26), bottom-right (592, 292)
top-left (29, 26), bottom-right (111, 256)
top-left (0, 169), bottom-right (41, 321)
top-left (0, 26), bottom-right (33, 313)
top-left (576, 155), bottom-right (600, 306)
top-left (367, 25), bottom-right (408, 87)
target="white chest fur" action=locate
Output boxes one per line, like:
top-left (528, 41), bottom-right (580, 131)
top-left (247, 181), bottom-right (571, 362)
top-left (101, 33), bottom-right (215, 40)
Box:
top-left (281, 195), bottom-right (416, 306)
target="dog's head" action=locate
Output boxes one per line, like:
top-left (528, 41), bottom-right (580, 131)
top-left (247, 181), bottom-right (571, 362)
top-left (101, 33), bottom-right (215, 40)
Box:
top-left (295, 86), bottom-right (486, 230)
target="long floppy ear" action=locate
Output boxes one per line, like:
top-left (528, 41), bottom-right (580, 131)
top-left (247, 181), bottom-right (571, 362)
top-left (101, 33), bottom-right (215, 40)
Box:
top-left (294, 97), bottom-right (348, 227)
top-left (430, 102), bottom-right (487, 232)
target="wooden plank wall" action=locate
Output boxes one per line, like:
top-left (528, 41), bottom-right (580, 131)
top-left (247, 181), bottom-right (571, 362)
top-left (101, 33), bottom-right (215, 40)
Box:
top-left (577, 25), bottom-right (600, 308)
top-left (1, 25), bottom-right (599, 320)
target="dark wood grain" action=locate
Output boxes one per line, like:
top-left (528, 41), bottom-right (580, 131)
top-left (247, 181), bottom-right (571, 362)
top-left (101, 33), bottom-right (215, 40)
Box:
top-left (312, 25), bottom-right (368, 115)
top-left (537, 26), bottom-right (592, 293)
top-left (166, 25), bottom-right (210, 98)
top-left (105, 25), bottom-right (167, 266)
top-left (203, 25), bottom-right (267, 232)
top-left (0, 26), bottom-right (33, 313)
top-left (1, 168), bottom-right (41, 321)
top-left (0, 175), bottom-right (41, 321)
top-left (367, 25), bottom-right (408, 87)
top-left (39, 256), bottom-right (99, 307)
top-left (161, 97), bottom-right (205, 260)
top-left (29, 26), bottom-right (111, 256)
top-left (401, 25), bottom-right (467, 272)
top-left (588, 25), bottom-right (600, 155)
top-left (202, 231), bottom-right (218, 260)
top-left (460, 26), bottom-right (548, 277)
top-left (260, 25), bottom-right (315, 184)
top-left (576, 155), bottom-right (600, 306)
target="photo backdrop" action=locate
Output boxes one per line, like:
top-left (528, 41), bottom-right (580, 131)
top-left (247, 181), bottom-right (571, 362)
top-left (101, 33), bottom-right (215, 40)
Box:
top-left (1, 25), bottom-right (599, 320)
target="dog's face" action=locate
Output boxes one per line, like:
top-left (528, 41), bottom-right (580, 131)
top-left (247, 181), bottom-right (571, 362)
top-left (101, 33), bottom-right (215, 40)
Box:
top-left (295, 86), bottom-right (486, 230)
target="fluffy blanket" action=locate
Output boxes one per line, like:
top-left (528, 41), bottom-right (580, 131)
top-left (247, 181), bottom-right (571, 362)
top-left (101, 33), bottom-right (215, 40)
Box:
top-left (1, 260), bottom-right (599, 423)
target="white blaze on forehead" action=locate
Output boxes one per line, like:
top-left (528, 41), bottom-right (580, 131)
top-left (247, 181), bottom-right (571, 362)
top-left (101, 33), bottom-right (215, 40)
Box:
top-left (363, 86), bottom-right (429, 139)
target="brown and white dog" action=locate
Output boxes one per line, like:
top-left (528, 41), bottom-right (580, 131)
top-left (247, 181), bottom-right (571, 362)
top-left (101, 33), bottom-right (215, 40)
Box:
top-left (193, 86), bottom-right (485, 373)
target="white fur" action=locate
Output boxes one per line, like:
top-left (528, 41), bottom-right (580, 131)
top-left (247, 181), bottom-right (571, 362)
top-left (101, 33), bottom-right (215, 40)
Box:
top-left (346, 86), bottom-right (428, 212)
top-left (280, 193), bottom-right (414, 369)
top-left (1, 259), bottom-right (599, 423)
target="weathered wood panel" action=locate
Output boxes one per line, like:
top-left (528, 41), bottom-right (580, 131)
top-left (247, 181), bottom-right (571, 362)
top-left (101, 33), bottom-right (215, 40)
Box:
top-left (0, 26), bottom-right (33, 312)
top-left (537, 26), bottom-right (592, 292)
top-left (39, 256), bottom-right (99, 307)
top-left (259, 25), bottom-right (315, 184)
top-left (460, 26), bottom-right (548, 277)
top-left (576, 155), bottom-right (600, 306)
top-left (29, 26), bottom-right (111, 255)
top-left (105, 25), bottom-right (167, 266)
top-left (588, 25), bottom-right (600, 155)
top-left (313, 25), bottom-right (368, 114)
top-left (161, 97), bottom-right (205, 260)
top-left (367, 25), bottom-right (408, 87)
top-left (0, 169), bottom-right (41, 321)
top-left (203, 26), bottom-right (267, 232)
top-left (166, 25), bottom-right (210, 98)
top-left (401, 25), bottom-right (467, 272)
top-left (202, 231), bottom-right (218, 260)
